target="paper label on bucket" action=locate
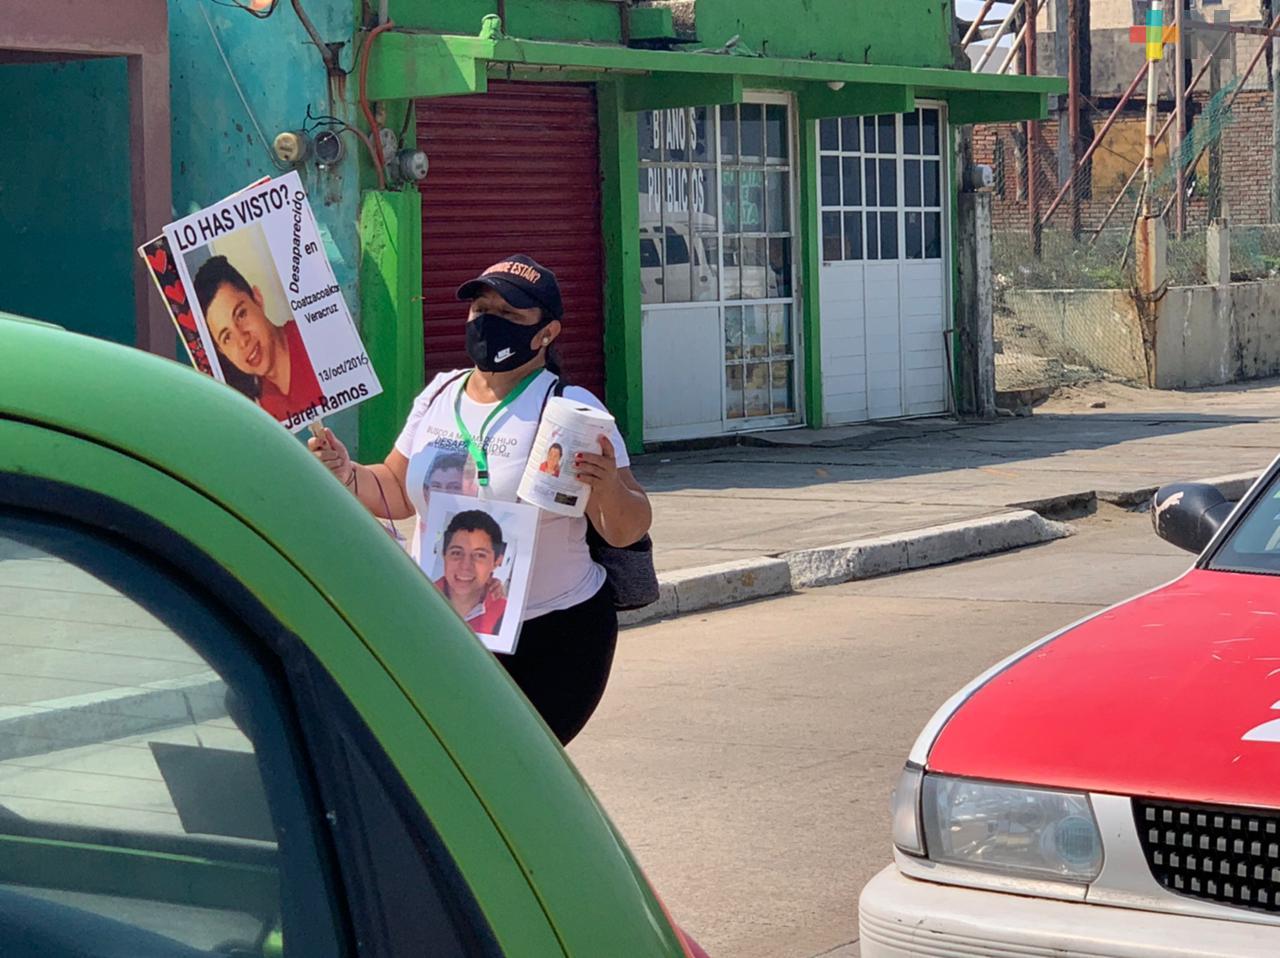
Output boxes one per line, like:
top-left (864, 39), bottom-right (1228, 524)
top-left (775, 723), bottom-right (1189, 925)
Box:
top-left (518, 396), bottom-right (616, 517)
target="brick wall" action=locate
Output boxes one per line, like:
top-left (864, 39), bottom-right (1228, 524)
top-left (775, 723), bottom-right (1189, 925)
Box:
top-left (973, 90), bottom-right (1276, 233)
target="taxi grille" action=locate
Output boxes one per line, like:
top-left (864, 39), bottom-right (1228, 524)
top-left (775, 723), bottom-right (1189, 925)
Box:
top-left (1134, 798), bottom-right (1280, 913)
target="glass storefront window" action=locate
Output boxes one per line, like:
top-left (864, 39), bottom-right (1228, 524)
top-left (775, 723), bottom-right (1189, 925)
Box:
top-left (640, 100), bottom-right (798, 428)
top-left (638, 107), bottom-right (719, 305)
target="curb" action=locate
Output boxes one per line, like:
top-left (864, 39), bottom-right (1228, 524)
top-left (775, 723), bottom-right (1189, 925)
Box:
top-left (783, 510), bottom-right (1073, 590)
top-left (622, 509), bottom-right (1072, 626)
top-left (622, 470), bottom-right (1262, 627)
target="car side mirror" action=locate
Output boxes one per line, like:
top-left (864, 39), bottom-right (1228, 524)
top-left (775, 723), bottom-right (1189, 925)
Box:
top-left (1151, 482), bottom-right (1235, 554)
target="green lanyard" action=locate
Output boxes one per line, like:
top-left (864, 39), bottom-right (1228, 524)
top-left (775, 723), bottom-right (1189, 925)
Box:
top-left (453, 369), bottom-right (543, 487)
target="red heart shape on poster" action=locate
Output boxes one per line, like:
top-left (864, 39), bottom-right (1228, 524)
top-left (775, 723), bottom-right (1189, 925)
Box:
top-left (146, 246), bottom-right (169, 274)
top-left (164, 281), bottom-right (187, 305)
top-left (174, 309), bottom-right (196, 332)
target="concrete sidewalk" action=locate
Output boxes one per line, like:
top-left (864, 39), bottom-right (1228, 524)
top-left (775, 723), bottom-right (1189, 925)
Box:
top-left (623, 379), bottom-right (1280, 621)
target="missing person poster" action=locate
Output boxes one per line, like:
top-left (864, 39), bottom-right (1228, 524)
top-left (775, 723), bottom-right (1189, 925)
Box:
top-left (140, 234), bottom-right (215, 377)
top-left (161, 171), bottom-right (380, 432)
top-left (421, 491), bottom-right (539, 655)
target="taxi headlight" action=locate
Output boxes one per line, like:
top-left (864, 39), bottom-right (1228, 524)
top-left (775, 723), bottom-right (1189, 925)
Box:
top-left (921, 774), bottom-right (1103, 882)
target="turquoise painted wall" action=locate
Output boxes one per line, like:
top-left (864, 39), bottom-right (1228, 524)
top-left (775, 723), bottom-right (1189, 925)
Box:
top-left (0, 59), bottom-right (135, 343)
top-left (168, 0), bottom-right (365, 448)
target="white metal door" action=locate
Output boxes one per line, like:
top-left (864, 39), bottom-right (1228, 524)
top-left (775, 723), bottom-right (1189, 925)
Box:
top-left (817, 106), bottom-right (950, 424)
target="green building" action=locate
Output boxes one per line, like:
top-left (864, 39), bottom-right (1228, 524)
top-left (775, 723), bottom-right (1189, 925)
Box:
top-left (0, 0), bottom-right (1059, 455)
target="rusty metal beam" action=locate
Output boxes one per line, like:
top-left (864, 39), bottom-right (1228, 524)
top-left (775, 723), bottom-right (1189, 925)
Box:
top-left (961, 0), bottom-right (1001, 49)
top-left (1089, 30), bottom-right (1230, 237)
top-left (1042, 60), bottom-right (1149, 227)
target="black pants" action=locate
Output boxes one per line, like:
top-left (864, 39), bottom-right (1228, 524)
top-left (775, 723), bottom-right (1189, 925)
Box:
top-left (497, 584), bottom-right (617, 746)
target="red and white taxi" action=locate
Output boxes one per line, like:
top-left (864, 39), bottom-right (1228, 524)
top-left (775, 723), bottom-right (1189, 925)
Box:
top-left (860, 469), bottom-right (1280, 957)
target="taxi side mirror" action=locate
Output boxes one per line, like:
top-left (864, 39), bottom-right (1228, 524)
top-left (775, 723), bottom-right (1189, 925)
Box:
top-left (1151, 482), bottom-right (1235, 554)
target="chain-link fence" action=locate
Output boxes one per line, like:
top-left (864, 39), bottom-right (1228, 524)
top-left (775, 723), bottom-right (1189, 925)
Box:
top-left (973, 20), bottom-right (1280, 395)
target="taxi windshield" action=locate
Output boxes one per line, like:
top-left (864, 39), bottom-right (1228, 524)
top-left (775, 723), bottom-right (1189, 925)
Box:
top-left (1209, 472), bottom-right (1280, 575)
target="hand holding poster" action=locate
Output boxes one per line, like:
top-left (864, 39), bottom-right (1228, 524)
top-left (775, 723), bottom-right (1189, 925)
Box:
top-left (159, 172), bottom-right (380, 432)
top-left (421, 491), bottom-right (539, 654)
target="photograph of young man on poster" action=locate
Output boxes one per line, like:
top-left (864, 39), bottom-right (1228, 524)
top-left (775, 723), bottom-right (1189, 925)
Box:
top-left (192, 247), bottom-right (324, 421)
top-left (422, 491), bottom-right (538, 654)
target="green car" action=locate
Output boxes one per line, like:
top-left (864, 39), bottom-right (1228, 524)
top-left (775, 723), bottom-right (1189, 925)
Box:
top-left (0, 314), bottom-right (701, 957)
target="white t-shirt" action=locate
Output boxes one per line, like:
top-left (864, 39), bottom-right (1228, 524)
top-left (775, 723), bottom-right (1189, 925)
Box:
top-left (394, 368), bottom-right (630, 620)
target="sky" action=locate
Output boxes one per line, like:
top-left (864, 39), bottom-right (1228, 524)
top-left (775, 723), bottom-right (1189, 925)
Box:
top-left (956, 0), bottom-right (1016, 16)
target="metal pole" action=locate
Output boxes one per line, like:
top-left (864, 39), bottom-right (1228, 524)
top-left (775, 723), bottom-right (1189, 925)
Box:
top-left (1173, 0), bottom-right (1186, 236)
top-left (1092, 31), bottom-right (1229, 237)
top-left (961, 0), bottom-right (1001, 49)
top-left (1271, 0), bottom-right (1280, 222)
top-left (1143, 1), bottom-right (1165, 219)
top-left (1041, 60), bottom-right (1148, 225)
top-left (999, 18), bottom-right (1033, 75)
top-left (974, 0), bottom-right (1025, 73)
top-left (1160, 12), bottom-right (1280, 219)
top-left (1067, 0), bottom-right (1082, 238)
top-left (1209, 49), bottom-right (1223, 222)
top-left (1027, 0), bottom-right (1041, 256)
top-left (1055, 0), bottom-right (1072, 191)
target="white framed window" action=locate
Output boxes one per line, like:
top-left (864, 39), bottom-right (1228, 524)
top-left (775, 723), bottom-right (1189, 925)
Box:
top-left (819, 107), bottom-right (944, 264)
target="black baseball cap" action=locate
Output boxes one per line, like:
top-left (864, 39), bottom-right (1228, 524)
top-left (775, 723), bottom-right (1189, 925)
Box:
top-left (456, 254), bottom-right (564, 320)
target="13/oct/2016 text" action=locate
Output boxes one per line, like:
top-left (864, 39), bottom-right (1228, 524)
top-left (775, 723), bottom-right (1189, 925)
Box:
top-left (317, 354), bottom-right (372, 384)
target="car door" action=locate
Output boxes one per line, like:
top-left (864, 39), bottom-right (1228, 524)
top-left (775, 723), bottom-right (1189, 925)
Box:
top-left (0, 418), bottom-right (564, 956)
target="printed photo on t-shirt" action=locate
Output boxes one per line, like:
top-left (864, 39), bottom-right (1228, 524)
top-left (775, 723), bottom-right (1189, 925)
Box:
top-left (421, 491), bottom-right (539, 654)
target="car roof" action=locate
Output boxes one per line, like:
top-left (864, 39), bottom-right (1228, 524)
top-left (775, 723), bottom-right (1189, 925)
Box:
top-left (0, 313), bottom-right (682, 953)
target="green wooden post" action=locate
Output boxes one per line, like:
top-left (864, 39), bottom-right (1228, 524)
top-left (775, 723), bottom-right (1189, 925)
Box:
top-left (596, 81), bottom-right (645, 453)
top-left (797, 112), bottom-right (825, 427)
top-left (358, 188), bottom-right (424, 459)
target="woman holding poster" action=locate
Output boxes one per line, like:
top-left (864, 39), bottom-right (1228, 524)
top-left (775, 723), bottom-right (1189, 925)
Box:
top-left (308, 255), bottom-right (651, 745)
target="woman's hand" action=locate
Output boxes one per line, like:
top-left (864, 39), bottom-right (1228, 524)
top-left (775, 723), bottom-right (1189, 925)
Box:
top-left (308, 427), bottom-right (354, 485)
top-left (579, 435), bottom-right (652, 547)
top-left (574, 435), bottom-right (622, 492)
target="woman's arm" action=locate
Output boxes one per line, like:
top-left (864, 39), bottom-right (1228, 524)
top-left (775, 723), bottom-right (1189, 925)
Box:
top-left (577, 436), bottom-right (653, 547)
top-left (309, 429), bottom-right (416, 520)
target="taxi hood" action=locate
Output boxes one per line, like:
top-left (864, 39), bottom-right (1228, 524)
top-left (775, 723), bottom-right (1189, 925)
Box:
top-left (927, 569), bottom-right (1280, 809)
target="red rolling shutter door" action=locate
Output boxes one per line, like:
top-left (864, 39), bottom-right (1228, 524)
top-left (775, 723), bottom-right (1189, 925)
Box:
top-left (416, 82), bottom-right (607, 399)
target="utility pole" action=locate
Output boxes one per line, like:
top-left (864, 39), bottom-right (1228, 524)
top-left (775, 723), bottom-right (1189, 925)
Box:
top-left (1067, 0), bottom-right (1082, 238)
top-left (1138, 0), bottom-right (1169, 389)
top-left (1270, 0), bottom-right (1280, 222)
top-left (1173, 0), bottom-right (1187, 236)
top-left (1143, 0), bottom-right (1164, 217)
top-left (1028, 0), bottom-right (1042, 256)
top-left (1208, 14), bottom-right (1224, 222)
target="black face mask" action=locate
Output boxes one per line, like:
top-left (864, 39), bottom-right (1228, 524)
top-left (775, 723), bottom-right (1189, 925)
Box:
top-left (465, 312), bottom-right (549, 373)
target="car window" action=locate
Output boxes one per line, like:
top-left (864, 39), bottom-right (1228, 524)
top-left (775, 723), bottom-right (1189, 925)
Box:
top-left (1209, 472), bottom-right (1280, 575)
top-left (640, 236), bottom-right (661, 269)
top-left (0, 513), bottom-right (347, 957)
top-left (664, 226), bottom-right (691, 265)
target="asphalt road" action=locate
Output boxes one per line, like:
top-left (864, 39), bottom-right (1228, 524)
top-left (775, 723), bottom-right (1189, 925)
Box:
top-left (569, 506), bottom-right (1192, 958)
